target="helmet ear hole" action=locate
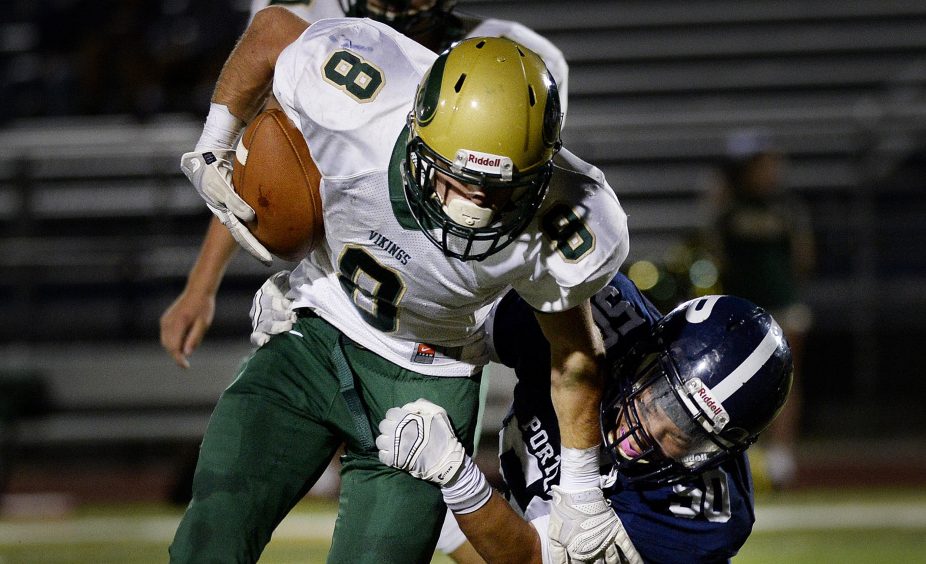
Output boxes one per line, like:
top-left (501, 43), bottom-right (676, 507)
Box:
top-left (722, 427), bottom-right (751, 446)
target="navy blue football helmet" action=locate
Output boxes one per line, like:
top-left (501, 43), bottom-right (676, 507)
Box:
top-left (341, 1), bottom-right (458, 35)
top-left (600, 295), bottom-right (793, 487)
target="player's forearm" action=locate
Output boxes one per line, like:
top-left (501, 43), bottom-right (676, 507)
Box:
top-left (211, 6), bottom-right (308, 122)
top-left (550, 349), bottom-right (604, 449)
top-left (537, 301), bottom-right (606, 450)
top-left (453, 492), bottom-right (543, 564)
top-left (184, 218), bottom-right (239, 297)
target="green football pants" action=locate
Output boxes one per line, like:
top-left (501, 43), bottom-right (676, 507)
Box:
top-left (169, 314), bottom-right (481, 563)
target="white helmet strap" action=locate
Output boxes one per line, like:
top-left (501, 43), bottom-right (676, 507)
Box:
top-left (443, 197), bottom-right (493, 228)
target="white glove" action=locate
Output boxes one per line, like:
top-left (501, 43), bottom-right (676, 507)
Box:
top-left (249, 270), bottom-right (297, 346)
top-left (548, 486), bottom-right (643, 564)
top-left (180, 149), bottom-right (272, 266)
top-left (376, 399), bottom-right (465, 486)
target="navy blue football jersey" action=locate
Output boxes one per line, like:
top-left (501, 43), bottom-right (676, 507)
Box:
top-left (493, 273), bottom-right (756, 563)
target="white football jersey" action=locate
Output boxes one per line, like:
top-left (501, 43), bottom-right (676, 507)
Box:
top-left (273, 18), bottom-right (627, 377)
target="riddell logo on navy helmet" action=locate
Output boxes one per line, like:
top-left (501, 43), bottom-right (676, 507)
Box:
top-left (411, 343), bottom-right (436, 364)
top-left (682, 452), bottom-right (710, 465)
top-left (696, 386), bottom-right (724, 417)
top-left (687, 378), bottom-right (730, 431)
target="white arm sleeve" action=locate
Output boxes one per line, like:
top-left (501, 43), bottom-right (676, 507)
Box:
top-left (530, 514), bottom-right (553, 564)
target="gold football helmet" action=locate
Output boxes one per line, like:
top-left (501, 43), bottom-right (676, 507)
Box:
top-left (404, 36), bottom-right (563, 260)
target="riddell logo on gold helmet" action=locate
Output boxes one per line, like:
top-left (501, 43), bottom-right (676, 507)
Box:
top-left (468, 153), bottom-right (501, 168)
top-left (452, 149), bottom-right (514, 179)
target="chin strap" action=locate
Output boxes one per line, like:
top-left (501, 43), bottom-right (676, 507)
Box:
top-left (443, 197), bottom-right (493, 228)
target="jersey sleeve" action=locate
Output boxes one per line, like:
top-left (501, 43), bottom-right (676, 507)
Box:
top-left (491, 273), bottom-right (657, 372)
top-left (468, 18), bottom-right (570, 119)
top-left (272, 18), bottom-right (436, 177)
top-left (487, 290), bottom-right (549, 370)
top-left (511, 149), bottom-right (630, 313)
top-left (589, 274), bottom-right (662, 361)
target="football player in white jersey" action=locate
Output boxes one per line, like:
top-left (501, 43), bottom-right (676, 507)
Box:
top-left (162, 3), bottom-right (571, 560)
top-left (159, 2), bottom-right (570, 373)
top-left (170, 8), bottom-right (619, 564)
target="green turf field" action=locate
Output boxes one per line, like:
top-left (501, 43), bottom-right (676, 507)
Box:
top-left (1, 489), bottom-right (924, 563)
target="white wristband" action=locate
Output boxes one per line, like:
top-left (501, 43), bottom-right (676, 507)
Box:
top-left (195, 103), bottom-right (245, 151)
top-left (441, 455), bottom-right (492, 515)
top-left (558, 446), bottom-right (601, 491)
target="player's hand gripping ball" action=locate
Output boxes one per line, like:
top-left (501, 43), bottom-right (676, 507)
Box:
top-left (232, 109), bottom-right (323, 261)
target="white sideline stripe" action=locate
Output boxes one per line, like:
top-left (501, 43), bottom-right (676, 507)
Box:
top-left (2, 503), bottom-right (926, 545)
top-left (711, 328), bottom-right (779, 402)
top-left (0, 512), bottom-right (337, 545)
top-left (753, 503), bottom-right (926, 531)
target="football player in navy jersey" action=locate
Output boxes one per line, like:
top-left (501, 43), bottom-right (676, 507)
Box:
top-left (377, 273), bottom-right (793, 563)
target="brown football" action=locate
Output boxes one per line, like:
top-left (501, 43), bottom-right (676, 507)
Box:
top-left (232, 108), bottom-right (323, 261)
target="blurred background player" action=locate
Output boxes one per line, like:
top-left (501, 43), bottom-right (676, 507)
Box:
top-left (160, 0), bottom-right (569, 369)
top-left (376, 274), bottom-right (793, 563)
top-left (705, 130), bottom-right (814, 490)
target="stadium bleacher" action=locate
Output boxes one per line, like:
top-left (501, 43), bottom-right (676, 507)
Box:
top-left (1, 0), bottom-right (925, 463)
